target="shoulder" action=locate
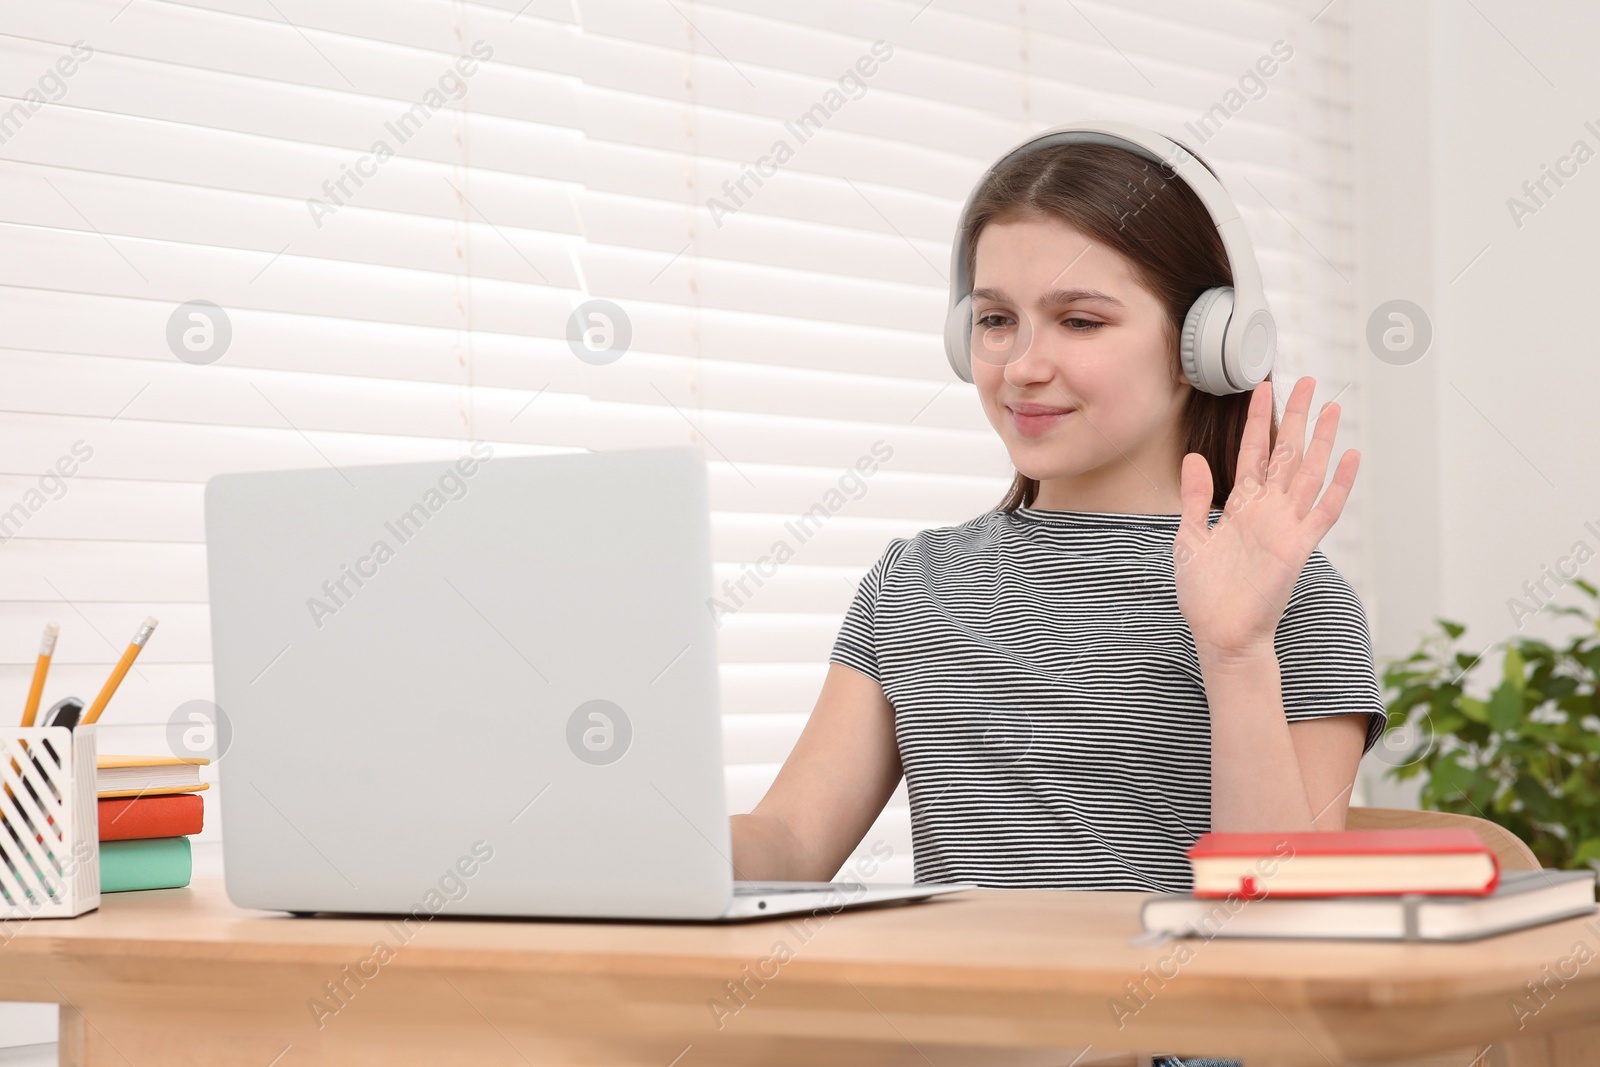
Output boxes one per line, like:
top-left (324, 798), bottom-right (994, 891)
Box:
top-left (866, 511), bottom-right (1006, 582)
top-left (1283, 549), bottom-right (1369, 622)
top-left (1274, 548), bottom-right (1385, 748)
top-left (1275, 549), bottom-right (1374, 656)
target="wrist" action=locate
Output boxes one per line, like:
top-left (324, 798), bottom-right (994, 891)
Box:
top-left (1195, 638), bottom-right (1276, 673)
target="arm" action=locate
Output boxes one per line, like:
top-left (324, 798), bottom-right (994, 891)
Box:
top-left (1175, 376), bottom-right (1366, 833)
top-left (731, 662), bottom-right (903, 882)
top-left (1200, 644), bottom-right (1369, 832)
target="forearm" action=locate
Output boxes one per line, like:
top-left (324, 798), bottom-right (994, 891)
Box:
top-left (730, 810), bottom-right (824, 882)
top-left (730, 664), bottom-right (905, 883)
top-left (1200, 642), bottom-right (1317, 833)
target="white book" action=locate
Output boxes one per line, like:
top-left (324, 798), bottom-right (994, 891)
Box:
top-left (95, 754), bottom-right (209, 798)
top-left (1141, 869), bottom-right (1597, 942)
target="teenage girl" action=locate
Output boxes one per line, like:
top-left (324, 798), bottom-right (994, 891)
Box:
top-left (730, 131), bottom-right (1386, 899)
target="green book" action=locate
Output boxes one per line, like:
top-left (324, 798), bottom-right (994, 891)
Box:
top-left (99, 836), bottom-right (192, 893)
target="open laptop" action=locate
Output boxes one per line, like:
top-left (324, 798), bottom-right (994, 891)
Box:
top-left (204, 445), bottom-right (972, 921)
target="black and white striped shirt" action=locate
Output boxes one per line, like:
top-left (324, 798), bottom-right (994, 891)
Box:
top-left (829, 506), bottom-right (1387, 892)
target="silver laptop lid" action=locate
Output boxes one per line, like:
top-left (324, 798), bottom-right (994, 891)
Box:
top-left (205, 446), bottom-right (732, 919)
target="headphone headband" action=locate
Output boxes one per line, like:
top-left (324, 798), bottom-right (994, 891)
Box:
top-left (944, 121), bottom-right (1275, 394)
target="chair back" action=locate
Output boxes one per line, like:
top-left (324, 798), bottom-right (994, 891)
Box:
top-left (1344, 806), bottom-right (1540, 872)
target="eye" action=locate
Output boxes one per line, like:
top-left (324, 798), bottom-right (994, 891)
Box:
top-left (975, 311), bottom-right (1015, 330)
top-left (1064, 317), bottom-right (1104, 332)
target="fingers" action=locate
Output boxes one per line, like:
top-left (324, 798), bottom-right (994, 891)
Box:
top-left (1175, 452), bottom-right (1214, 565)
top-left (1269, 376), bottom-right (1316, 490)
top-left (1288, 400), bottom-right (1342, 516)
top-left (1234, 381), bottom-right (1273, 493)
top-left (1308, 448), bottom-right (1360, 539)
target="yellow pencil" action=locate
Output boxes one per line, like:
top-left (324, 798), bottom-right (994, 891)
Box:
top-left (20, 622), bottom-right (59, 727)
top-left (81, 617), bottom-right (158, 726)
top-left (10, 622), bottom-right (61, 803)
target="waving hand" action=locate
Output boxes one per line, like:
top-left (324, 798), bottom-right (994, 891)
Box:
top-left (1172, 376), bottom-right (1361, 660)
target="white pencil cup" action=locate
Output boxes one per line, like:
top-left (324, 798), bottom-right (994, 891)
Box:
top-left (0, 725), bottom-right (99, 919)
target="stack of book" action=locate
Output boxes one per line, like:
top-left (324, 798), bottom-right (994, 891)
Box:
top-left (1142, 828), bottom-right (1598, 941)
top-left (96, 754), bottom-right (209, 893)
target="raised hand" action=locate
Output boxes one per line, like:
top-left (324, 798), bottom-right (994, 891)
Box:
top-left (1172, 376), bottom-right (1360, 661)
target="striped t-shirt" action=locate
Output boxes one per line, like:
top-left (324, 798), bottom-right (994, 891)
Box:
top-left (829, 506), bottom-right (1387, 893)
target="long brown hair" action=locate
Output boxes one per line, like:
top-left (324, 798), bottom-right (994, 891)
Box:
top-left (965, 140), bottom-right (1276, 511)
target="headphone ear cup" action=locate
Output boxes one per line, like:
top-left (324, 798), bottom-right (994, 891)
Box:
top-left (1180, 286), bottom-right (1237, 395)
top-left (944, 294), bottom-right (974, 382)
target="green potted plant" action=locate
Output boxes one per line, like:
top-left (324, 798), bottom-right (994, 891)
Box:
top-left (1379, 579), bottom-right (1600, 871)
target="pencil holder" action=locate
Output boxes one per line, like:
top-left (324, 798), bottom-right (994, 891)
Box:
top-left (0, 725), bottom-right (99, 919)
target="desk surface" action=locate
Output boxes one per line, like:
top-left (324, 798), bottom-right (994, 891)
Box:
top-left (5, 877), bottom-right (1600, 1066)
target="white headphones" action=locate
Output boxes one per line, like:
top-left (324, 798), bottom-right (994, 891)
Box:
top-left (943, 121), bottom-right (1276, 395)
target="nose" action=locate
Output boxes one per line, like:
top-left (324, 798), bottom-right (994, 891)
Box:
top-left (1002, 312), bottom-right (1057, 388)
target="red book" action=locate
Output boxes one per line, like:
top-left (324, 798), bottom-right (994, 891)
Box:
top-left (98, 793), bottom-right (204, 842)
top-left (1187, 829), bottom-right (1501, 899)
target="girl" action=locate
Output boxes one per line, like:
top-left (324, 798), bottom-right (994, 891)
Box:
top-left (729, 138), bottom-right (1386, 899)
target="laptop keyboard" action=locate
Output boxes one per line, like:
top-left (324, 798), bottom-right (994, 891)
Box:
top-left (734, 881), bottom-right (867, 896)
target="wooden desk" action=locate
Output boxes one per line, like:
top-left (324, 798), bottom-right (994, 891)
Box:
top-left (2, 876), bottom-right (1599, 1067)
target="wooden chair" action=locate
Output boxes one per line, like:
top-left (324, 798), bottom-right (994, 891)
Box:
top-left (1345, 805), bottom-right (1541, 871)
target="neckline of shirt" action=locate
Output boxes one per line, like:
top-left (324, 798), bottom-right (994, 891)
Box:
top-left (1007, 506), bottom-right (1225, 527)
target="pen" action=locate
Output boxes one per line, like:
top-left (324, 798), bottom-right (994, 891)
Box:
top-left (20, 622), bottom-right (59, 728)
top-left (80, 616), bottom-right (158, 726)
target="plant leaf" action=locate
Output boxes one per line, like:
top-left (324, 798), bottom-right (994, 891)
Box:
top-left (1429, 752), bottom-right (1473, 798)
top-left (1573, 838), bottom-right (1600, 867)
top-left (1489, 679), bottom-right (1523, 732)
top-left (1503, 645), bottom-right (1526, 690)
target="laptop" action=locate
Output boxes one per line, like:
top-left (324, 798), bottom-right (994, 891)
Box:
top-left (204, 445), bottom-right (972, 921)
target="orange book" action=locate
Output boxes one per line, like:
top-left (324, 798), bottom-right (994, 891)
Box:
top-left (98, 793), bottom-right (204, 842)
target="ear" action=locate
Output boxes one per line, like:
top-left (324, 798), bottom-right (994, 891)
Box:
top-left (1172, 358), bottom-right (1192, 389)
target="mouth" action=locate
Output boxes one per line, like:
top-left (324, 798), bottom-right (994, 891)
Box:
top-left (1006, 402), bottom-right (1076, 437)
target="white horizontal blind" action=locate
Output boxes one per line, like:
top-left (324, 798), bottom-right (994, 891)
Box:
top-left (0, 0), bottom-right (1358, 887)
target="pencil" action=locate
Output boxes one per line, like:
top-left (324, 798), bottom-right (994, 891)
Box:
top-left (80, 616), bottom-right (158, 727)
top-left (19, 622), bottom-right (59, 727)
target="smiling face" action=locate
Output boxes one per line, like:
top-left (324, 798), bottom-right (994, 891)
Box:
top-left (969, 212), bottom-right (1192, 513)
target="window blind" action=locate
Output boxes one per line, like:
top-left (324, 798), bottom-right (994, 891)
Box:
top-left (0, 0), bottom-right (1360, 886)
